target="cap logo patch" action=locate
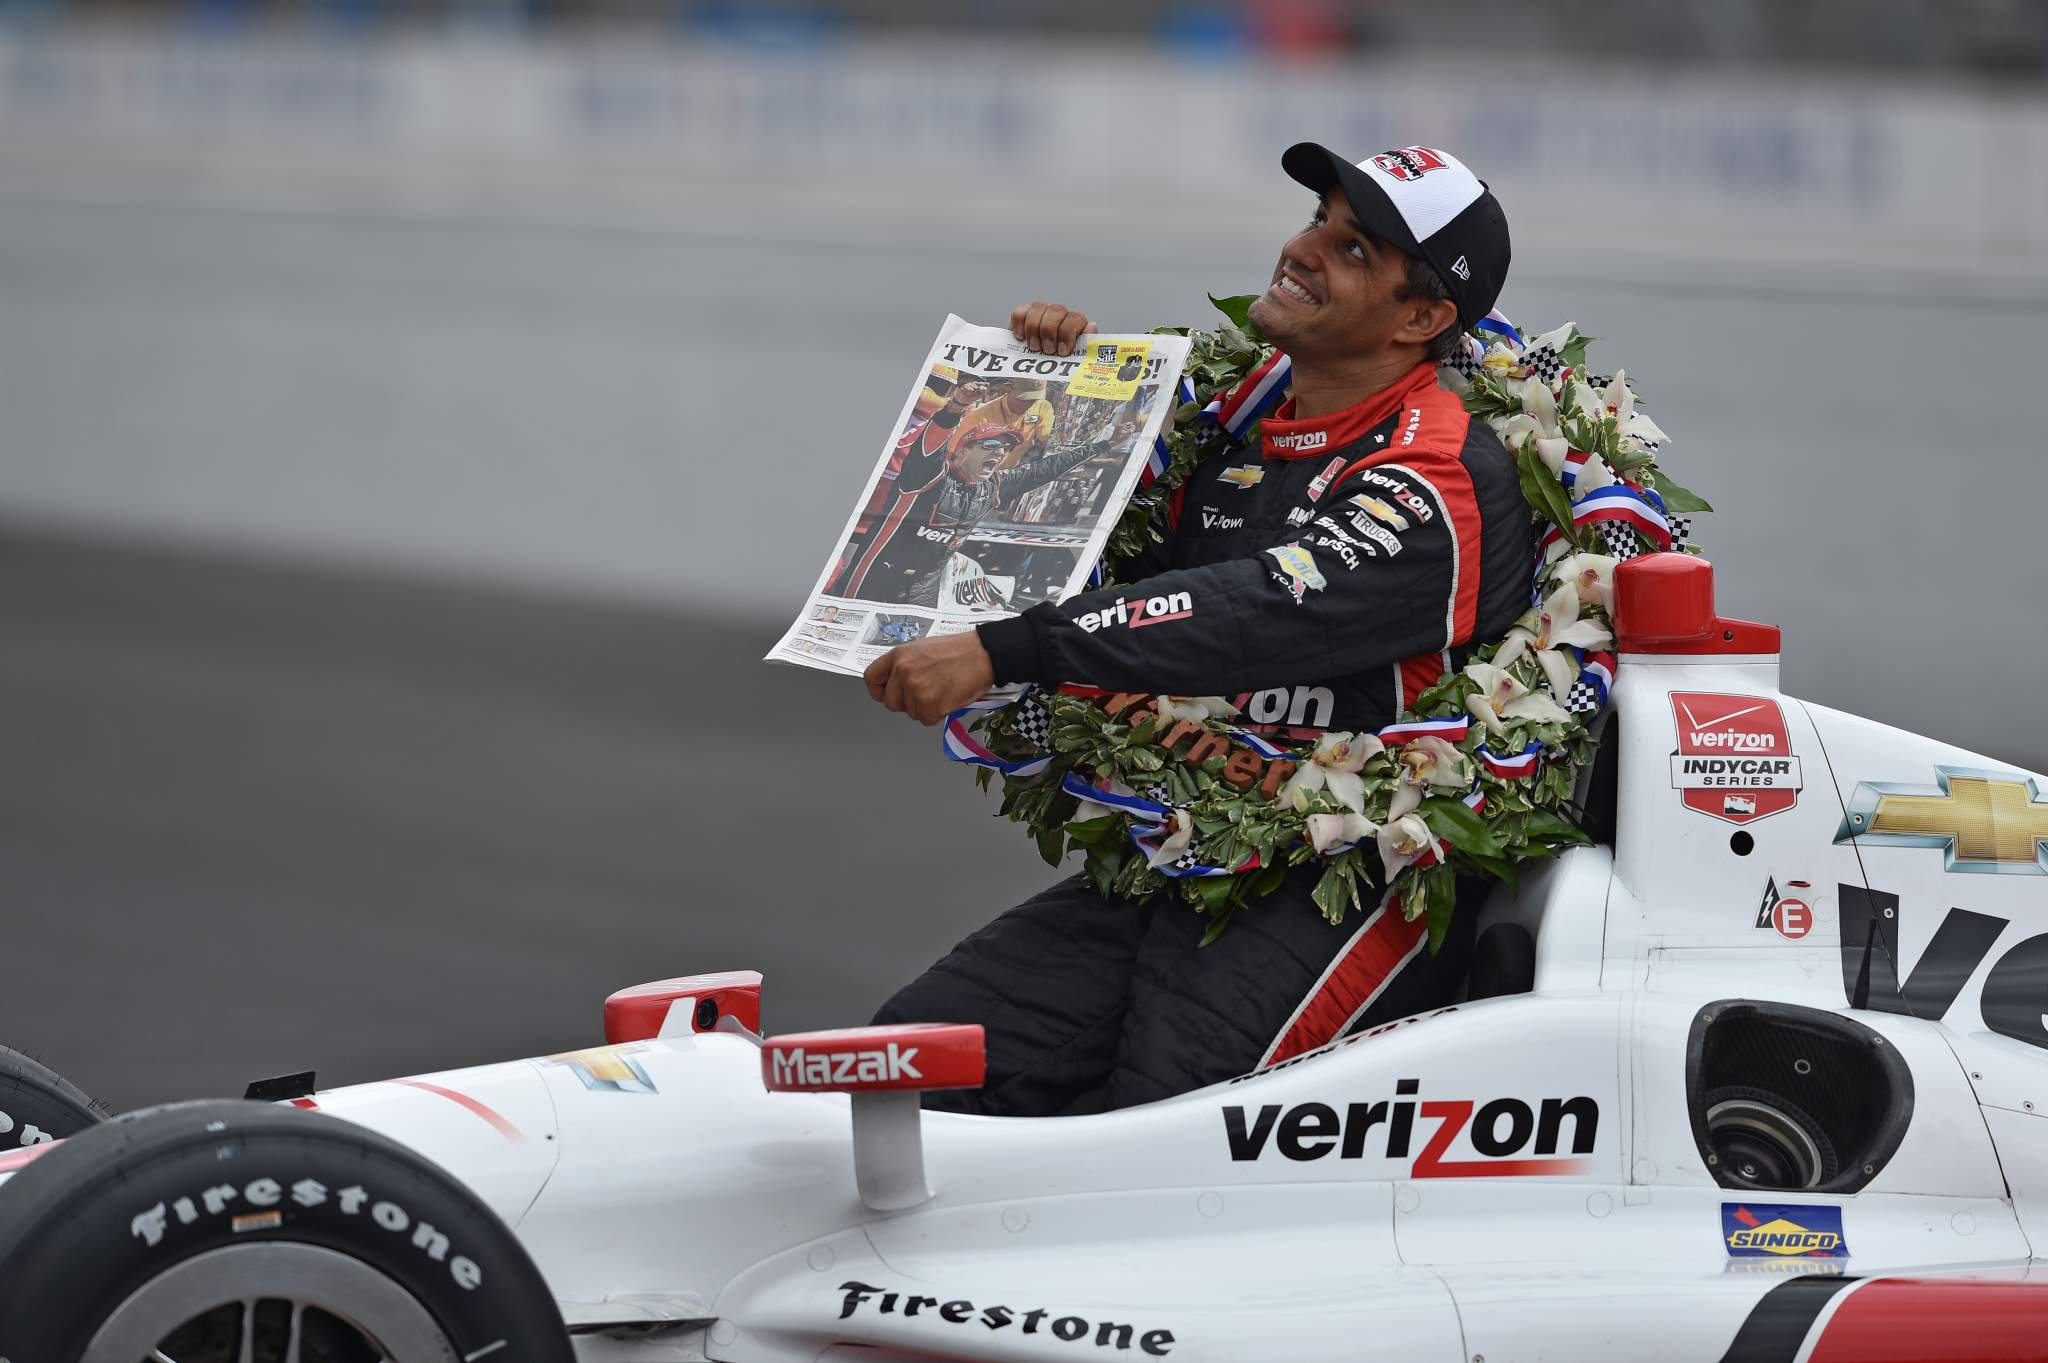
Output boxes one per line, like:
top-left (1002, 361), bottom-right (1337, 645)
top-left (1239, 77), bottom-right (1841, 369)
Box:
top-left (1450, 255), bottom-right (1471, 280)
top-left (1371, 147), bottom-right (1448, 182)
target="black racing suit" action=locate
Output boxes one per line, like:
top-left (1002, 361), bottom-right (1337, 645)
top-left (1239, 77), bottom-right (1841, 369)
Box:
top-left (875, 360), bottom-right (1535, 1113)
top-left (838, 407), bottom-right (1096, 608)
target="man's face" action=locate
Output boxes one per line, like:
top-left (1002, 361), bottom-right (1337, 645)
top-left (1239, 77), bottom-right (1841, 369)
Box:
top-left (1246, 192), bottom-right (1449, 364)
top-left (950, 438), bottom-right (1012, 484)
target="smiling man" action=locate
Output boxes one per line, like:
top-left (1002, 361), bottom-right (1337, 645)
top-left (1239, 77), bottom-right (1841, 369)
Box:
top-left (864, 144), bottom-right (1532, 1114)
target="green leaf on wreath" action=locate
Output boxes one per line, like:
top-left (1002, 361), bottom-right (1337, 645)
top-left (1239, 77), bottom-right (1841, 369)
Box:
top-left (1514, 444), bottom-right (1581, 548)
top-left (1559, 330), bottom-right (1592, 372)
top-left (1207, 293), bottom-right (1262, 332)
top-left (1198, 901), bottom-right (1237, 946)
top-left (1649, 469), bottom-right (1715, 514)
top-left (1420, 795), bottom-right (1506, 857)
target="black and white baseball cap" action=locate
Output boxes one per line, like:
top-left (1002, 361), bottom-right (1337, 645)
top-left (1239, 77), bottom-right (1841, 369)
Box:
top-left (1281, 143), bottom-right (1511, 329)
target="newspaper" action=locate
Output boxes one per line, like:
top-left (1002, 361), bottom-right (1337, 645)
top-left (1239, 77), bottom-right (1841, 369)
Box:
top-left (768, 315), bottom-right (1192, 676)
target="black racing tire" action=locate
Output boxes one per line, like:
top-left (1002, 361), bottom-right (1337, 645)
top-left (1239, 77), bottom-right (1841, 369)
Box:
top-left (0, 1098), bottom-right (573, 1363)
top-left (0, 1042), bottom-right (109, 1148)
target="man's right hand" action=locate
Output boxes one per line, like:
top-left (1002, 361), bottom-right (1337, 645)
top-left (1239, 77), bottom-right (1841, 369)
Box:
top-left (1010, 301), bottom-right (1098, 356)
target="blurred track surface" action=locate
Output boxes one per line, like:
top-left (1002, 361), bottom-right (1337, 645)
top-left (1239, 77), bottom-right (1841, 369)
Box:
top-left (0, 529), bottom-right (1047, 1109)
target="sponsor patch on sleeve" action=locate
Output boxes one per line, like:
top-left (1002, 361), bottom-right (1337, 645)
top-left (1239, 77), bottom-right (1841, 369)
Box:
top-left (1265, 544), bottom-right (1327, 603)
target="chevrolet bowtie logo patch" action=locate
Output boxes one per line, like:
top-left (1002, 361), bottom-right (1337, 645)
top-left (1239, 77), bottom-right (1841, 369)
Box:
top-left (543, 1043), bottom-right (659, 1093)
top-left (1836, 767), bottom-right (2048, 874)
top-left (1217, 464), bottom-right (1264, 490)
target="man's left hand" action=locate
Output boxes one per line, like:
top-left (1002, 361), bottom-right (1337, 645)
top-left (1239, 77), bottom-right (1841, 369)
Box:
top-left (865, 631), bottom-right (997, 725)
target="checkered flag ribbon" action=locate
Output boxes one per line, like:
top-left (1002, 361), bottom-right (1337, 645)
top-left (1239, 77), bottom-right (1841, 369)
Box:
top-left (1142, 781), bottom-right (1172, 806)
top-left (1668, 514), bottom-right (1694, 552)
top-left (1523, 344), bottom-right (1566, 384)
top-left (1444, 335), bottom-right (1484, 380)
top-left (1565, 677), bottom-right (1605, 717)
top-left (1008, 689), bottom-right (1053, 750)
top-left (1596, 521), bottom-right (1646, 562)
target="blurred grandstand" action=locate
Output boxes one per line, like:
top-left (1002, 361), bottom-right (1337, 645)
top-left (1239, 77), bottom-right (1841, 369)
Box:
top-left (0, 0), bottom-right (2042, 77)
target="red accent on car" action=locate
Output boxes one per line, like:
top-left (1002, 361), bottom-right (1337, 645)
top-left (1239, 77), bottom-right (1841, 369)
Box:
top-left (761, 1023), bottom-right (986, 1094)
top-left (0, 1141), bottom-right (61, 1174)
top-left (605, 970), bottom-right (764, 1045)
top-left (387, 1079), bottom-right (526, 1145)
top-left (1615, 553), bottom-right (1780, 655)
top-left (1808, 1277), bottom-right (2048, 1363)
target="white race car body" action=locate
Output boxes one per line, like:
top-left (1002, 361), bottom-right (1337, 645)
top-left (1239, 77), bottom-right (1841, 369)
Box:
top-left (14, 558), bottom-right (2048, 1361)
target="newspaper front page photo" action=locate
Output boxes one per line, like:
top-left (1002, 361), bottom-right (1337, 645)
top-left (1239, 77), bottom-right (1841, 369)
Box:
top-left (769, 316), bottom-right (1192, 677)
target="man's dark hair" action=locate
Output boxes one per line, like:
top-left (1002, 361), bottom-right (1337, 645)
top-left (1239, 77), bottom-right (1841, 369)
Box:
top-left (1395, 255), bottom-right (1465, 365)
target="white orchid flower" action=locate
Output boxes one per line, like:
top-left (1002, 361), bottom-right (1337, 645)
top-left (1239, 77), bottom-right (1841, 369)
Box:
top-left (1570, 377), bottom-right (1616, 422)
top-left (1573, 451), bottom-right (1617, 494)
top-left (1493, 583), bottom-right (1613, 704)
top-left (1388, 734), bottom-right (1471, 819)
top-left (1154, 695), bottom-right (1239, 725)
top-left (1601, 370), bottom-right (1636, 421)
top-left (1553, 552), bottom-right (1618, 614)
top-left (1306, 811), bottom-right (1380, 855)
top-left (1601, 370), bottom-right (1669, 451)
top-left (1144, 809), bottom-right (1195, 870)
top-left (1619, 407), bottom-right (1670, 453)
top-left (1279, 731), bottom-right (1384, 813)
top-left (1378, 813), bottom-right (1444, 885)
top-left (1480, 342), bottom-right (1522, 378)
top-left (1527, 322), bottom-right (1578, 355)
top-left (1515, 377), bottom-right (1562, 436)
top-left (1464, 659), bottom-right (1575, 736)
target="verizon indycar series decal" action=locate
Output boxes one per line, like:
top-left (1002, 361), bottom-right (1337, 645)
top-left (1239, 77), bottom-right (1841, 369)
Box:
top-left (1669, 692), bottom-right (1801, 825)
top-left (1223, 1080), bottom-right (1597, 1177)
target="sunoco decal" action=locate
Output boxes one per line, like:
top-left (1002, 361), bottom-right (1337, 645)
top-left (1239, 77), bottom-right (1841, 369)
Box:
top-left (1222, 1078), bottom-right (1597, 1177)
top-left (1669, 692), bottom-right (1801, 825)
top-left (1722, 1202), bottom-right (1848, 1258)
top-left (837, 1281), bottom-right (1174, 1356)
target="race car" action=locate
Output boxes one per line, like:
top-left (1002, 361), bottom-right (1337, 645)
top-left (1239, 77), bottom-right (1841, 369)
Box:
top-left (4, 550), bottom-right (2048, 1361)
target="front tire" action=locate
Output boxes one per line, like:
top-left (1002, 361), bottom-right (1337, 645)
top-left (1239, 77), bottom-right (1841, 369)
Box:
top-left (0, 1099), bottom-right (573, 1362)
top-left (0, 1042), bottom-right (108, 1149)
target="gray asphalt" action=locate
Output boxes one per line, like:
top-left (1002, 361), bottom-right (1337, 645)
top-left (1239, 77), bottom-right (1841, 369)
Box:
top-left (0, 529), bottom-right (1050, 1110)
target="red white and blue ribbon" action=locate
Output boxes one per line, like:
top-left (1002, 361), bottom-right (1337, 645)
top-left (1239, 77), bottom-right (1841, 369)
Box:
top-left (1473, 310), bottom-right (1525, 352)
top-left (1377, 715), bottom-right (1472, 745)
top-left (940, 693), bottom-right (1051, 777)
top-left (1539, 483), bottom-right (1673, 553)
top-left (1575, 649), bottom-right (1617, 709)
top-left (1137, 378), bottom-right (1201, 490)
top-left (1203, 351), bottom-right (1291, 438)
top-left (1060, 771), bottom-right (1167, 820)
top-left (1225, 727), bottom-right (1293, 760)
top-left (1475, 742), bottom-right (1543, 779)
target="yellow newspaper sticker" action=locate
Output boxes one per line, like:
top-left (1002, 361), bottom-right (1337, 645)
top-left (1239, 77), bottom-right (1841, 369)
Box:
top-left (1066, 339), bottom-right (1153, 401)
